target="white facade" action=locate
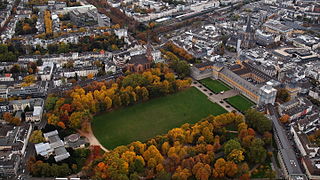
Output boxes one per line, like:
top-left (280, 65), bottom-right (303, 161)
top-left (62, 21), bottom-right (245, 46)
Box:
top-left (258, 81), bottom-right (277, 105)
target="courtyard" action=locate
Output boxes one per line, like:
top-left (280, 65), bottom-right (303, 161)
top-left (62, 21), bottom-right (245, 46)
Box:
top-left (225, 95), bottom-right (255, 113)
top-left (199, 78), bottom-right (231, 94)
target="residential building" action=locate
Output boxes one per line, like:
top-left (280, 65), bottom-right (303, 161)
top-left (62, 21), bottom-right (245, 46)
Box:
top-left (279, 98), bottom-right (313, 121)
top-left (0, 124), bottom-right (32, 178)
top-left (290, 113), bottom-right (320, 179)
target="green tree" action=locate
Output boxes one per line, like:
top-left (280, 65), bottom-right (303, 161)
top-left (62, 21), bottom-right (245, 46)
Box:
top-left (247, 138), bottom-right (267, 164)
top-left (170, 60), bottom-right (190, 79)
top-left (244, 109), bottom-right (272, 134)
top-left (224, 139), bottom-right (242, 156)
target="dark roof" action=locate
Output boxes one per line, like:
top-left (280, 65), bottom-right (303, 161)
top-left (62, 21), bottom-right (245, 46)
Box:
top-left (194, 61), bottom-right (215, 68)
top-left (245, 15), bottom-right (253, 33)
top-left (128, 54), bottom-right (149, 65)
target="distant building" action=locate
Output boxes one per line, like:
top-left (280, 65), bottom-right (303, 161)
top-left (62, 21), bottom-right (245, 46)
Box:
top-left (255, 29), bottom-right (281, 46)
top-left (292, 35), bottom-right (320, 50)
top-left (69, 9), bottom-right (98, 27)
top-left (279, 98), bottom-right (313, 121)
top-left (309, 88), bottom-right (320, 101)
top-left (263, 19), bottom-right (293, 37)
top-left (290, 113), bottom-right (320, 179)
top-left (0, 124), bottom-right (32, 178)
top-left (9, 98), bottom-right (44, 123)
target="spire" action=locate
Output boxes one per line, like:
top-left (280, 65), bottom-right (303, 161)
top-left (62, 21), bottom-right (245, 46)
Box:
top-left (146, 34), bottom-right (153, 62)
top-left (245, 15), bottom-right (252, 33)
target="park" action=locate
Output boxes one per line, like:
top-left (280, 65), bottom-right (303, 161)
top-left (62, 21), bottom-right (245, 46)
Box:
top-left (92, 87), bottom-right (227, 149)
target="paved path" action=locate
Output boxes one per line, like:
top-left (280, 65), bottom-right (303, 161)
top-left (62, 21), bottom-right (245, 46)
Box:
top-left (78, 123), bottom-right (109, 152)
top-left (191, 80), bottom-right (240, 113)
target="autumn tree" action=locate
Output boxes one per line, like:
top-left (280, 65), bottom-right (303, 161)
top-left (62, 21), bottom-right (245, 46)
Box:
top-left (3, 112), bottom-right (20, 125)
top-left (279, 114), bottom-right (290, 124)
top-left (227, 149), bottom-right (244, 163)
top-left (29, 130), bottom-right (45, 143)
top-left (276, 88), bottom-right (290, 102)
top-left (192, 162), bottom-right (211, 180)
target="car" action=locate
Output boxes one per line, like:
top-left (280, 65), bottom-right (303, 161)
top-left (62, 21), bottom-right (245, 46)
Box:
top-left (220, 91), bottom-right (224, 94)
top-left (226, 105), bottom-right (230, 108)
top-left (220, 101), bottom-right (224, 103)
top-left (203, 89), bottom-right (207, 91)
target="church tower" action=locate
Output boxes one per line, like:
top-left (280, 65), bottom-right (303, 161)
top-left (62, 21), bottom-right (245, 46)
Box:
top-left (146, 36), bottom-right (153, 62)
top-left (242, 15), bottom-right (255, 49)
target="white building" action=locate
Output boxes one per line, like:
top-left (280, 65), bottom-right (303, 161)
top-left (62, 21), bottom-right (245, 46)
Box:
top-left (258, 81), bottom-right (277, 105)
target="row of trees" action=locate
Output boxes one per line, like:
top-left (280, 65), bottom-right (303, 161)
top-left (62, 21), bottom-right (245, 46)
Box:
top-left (84, 111), bottom-right (273, 179)
top-left (165, 42), bottom-right (194, 63)
top-left (33, 33), bottom-right (124, 55)
top-left (45, 64), bottom-right (191, 130)
top-left (44, 10), bottom-right (53, 36)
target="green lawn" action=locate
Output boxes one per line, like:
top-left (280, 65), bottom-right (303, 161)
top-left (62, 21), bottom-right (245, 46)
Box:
top-left (92, 87), bottom-right (227, 149)
top-left (226, 95), bottom-right (255, 113)
top-left (199, 78), bottom-right (231, 93)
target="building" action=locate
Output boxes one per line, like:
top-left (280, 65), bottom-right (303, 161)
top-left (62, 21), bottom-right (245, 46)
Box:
top-left (38, 62), bottom-right (54, 81)
top-left (259, 81), bottom-right (278, 105)
top-left (191, 61), bottom-right (278, 105)
top-left (309, 87), bottom-right (320, 101)
top-left (7, 82), bottom-right (46, 98)
top-left (64, 134), bottom-right (86, 149)
top-left (292, 35), bottom-right (320, 50)
top-left (35, 130), bottom-right (70, 162)
top-left (9, 98), bottom-right (44, 123)
top-left (126, 43), bottom-right (153, 72)
top-left (267, 107), bottom-right (307, 180)
top-left (69, 9), bottom-right (98, 27)
top-left (255, 29), bottom-right (281, 46)
top-left (279, 98), bottom-right (313, 121)
top-left (290, 113), bottom-right (320, 179)
top-left (0, 124), bottom-right (32, 178)
top-left (263, 19), bottom-right (293, 37)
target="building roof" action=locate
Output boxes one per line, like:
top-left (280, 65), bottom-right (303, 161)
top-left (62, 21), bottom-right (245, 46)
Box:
top-left (128, 54), bottom-right (150, 65)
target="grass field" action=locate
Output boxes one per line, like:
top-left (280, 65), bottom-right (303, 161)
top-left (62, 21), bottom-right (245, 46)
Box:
top-left (92, 87), bottom-right (227, 149)
top-left (226, 95), bottom-right (255, 112)
top-left (199, 78), bottom-right (231, 93)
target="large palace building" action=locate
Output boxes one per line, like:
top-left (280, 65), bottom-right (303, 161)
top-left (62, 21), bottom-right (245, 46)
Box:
top-left (191, 60), bottom-right (278, 105)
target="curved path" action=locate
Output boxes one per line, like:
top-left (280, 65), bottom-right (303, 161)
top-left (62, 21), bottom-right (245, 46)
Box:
top-left (78, 123), bottom-right (109, 152)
